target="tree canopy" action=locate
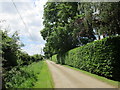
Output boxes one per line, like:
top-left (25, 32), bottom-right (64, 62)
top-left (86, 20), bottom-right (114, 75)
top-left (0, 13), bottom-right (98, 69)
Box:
top-left (41, 2), bottom-right (120, 58)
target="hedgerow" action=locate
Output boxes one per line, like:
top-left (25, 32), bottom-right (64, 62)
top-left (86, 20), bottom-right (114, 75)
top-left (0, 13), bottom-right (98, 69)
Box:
top-left (52, 36), bottom-right (120, 81)
top-left (3, 61), bottom-right (43, 88)
top-left (51, 54), bottom-right (57, 63)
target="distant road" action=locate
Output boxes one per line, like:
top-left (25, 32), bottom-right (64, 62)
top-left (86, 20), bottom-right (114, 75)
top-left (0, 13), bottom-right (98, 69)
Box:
top-left (46, 60), bottom-right (115, 88)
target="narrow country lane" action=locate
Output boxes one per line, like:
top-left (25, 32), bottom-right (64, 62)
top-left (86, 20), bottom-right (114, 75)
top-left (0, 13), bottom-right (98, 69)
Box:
top-left (46, 60), bottom-right (115, 88)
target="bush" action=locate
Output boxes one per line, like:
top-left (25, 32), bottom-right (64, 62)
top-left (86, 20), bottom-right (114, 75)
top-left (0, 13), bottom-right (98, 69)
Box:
top-left (3, 67), bottom-right (36, 88)
top-left (3, 61), bottom-right (43, 88)
top-left (52, 36), bottom-right (120, 81)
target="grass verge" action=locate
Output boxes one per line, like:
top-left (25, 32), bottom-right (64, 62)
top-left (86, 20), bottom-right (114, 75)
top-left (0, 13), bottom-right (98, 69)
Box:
top-left (64, 65), bottom-right (119, 88)
top-left (18, 61), bottom-right (43, 88)
top-left (33, 60), bottom-right (54, 88)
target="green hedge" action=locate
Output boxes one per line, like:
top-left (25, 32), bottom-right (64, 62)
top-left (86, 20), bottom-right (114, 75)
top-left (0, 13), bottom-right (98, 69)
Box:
top-left (51, 54), bottom-right (57, 63)
top-left (52, 36), bottom-right (120, 81)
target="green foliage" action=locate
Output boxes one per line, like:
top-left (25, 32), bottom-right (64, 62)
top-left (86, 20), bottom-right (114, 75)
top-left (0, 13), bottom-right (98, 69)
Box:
top-left (52, 36), bottom-right (120, 81)
top-left (43, 43), bottom-right (55, 59)
top-left (1, 30), bottom-right (44, 88)
top-left (42, 2), bottom-right (120, 58)
top-left (51, 54), bottom-right (57, 63)
top-left (97, 2), bottom-right (120, 35)
top-left (3, 67), bottom-right (36, 88)
top-left (41, 2), bottom-right (83, 57)
top-left (33, 61), bottom-right (54, 88)
top-left (2, 30), bottom-right (22, 67)
top-left (3, 61), bottom-right (43, 88)
top-left (31, 54), bottom-right (43, 62)
top-left (18, 52), bottom-right (43, 66)
top-left (3, 61), bottom-right (54, 88)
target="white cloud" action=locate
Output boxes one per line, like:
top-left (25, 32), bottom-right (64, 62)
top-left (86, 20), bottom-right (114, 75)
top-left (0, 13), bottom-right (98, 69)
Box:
top-left (22, 44), bottom-right (45, 55)
top-left (0, 0), bottom-right (47, 55)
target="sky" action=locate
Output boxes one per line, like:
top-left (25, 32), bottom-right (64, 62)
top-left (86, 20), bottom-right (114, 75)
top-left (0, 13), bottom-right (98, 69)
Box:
top-left (0, 0), bottom-right (48, 55)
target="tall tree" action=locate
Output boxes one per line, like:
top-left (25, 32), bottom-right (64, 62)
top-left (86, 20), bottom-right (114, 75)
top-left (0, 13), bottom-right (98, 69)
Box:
top-left (92, 2), bottom-right (120, 39)
top-left (1, 30), bottom-right (23, 68)
top-left (41, 2), bottom-right (120, 58)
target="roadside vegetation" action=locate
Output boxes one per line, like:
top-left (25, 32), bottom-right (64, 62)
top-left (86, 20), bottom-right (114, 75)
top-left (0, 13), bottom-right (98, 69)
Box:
top-left (41, 2), bottom-right (120, 58)
top-left (4, 61), bottom-right (42, 88)
top-left (33, 60), bottom-right (54, 88)
top-left (41, 2), bottom-right (120, 84)
top-left (1, 30), bottom-right (53, 88)
top-left (1, 1), bottom-right (120, 89)
top-left (52, 36), bottom-right (120, 81)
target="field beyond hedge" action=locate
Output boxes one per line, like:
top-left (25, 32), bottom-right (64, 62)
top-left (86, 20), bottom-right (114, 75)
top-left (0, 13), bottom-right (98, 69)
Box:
top-left (52, 36), bottom-right (120, 81)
